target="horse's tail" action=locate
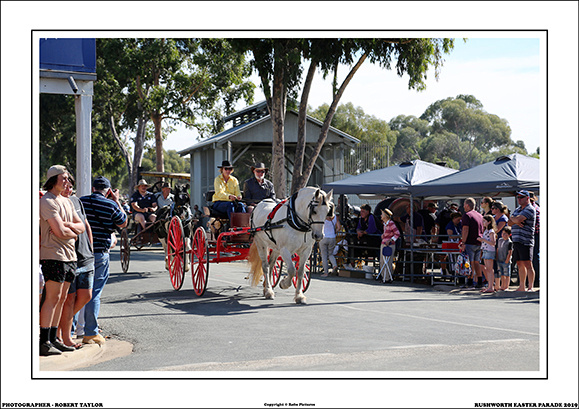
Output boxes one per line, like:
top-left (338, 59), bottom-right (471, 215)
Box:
top-left (247, 241), bottom-right (263, 287)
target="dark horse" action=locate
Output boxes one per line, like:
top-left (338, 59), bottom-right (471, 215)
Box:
top-left (154, 183), bottom-right (193, 269)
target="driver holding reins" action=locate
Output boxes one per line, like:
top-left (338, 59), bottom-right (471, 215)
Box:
top-left (212, 160), bottom-right (247, 219)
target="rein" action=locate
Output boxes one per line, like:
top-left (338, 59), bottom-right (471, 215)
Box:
top-left (252, 190), bottom-right (326, 244)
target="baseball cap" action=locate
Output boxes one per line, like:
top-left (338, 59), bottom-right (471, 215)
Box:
top-left (516, 190), bottom-right (530, 197)
top-left (93, 176), bottom-right (111, 190)
top-left (46, 165), bottom-right (68, 180)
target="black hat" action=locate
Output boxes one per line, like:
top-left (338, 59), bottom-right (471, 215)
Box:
top-left (251, 162), bottom-right (269, 172)
top-left (161, 182), bottom-right (171, 189)
top-left (217, 160), bottom-right (233, 169)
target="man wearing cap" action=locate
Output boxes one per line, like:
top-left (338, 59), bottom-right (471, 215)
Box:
top-left (156, 182), bottom-right (174, 209)
top-left (212, 160), bottom-right (246, 218)
top-left (39, 165), bottom-right (86, 355)
top-left (242, 162), bottom-right (276, 209)
top-left (508, 190), bottom-right (536, 292)
top-left (529, 191), bottom-right (540, 284)
top-left (80, 176), bottom-right (127, 344)
top-left (130, 179), bottom-right (158, 230)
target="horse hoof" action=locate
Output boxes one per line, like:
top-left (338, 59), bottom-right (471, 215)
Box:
top-left (264, 290), bottom-right (275, 300)
top-left (294, 295), bottom-right (307, 304)
top-left (280, 278), bottom-right (291, 290)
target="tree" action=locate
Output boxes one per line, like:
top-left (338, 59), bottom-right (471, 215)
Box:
top-left (141, 147), bottom-right (190, 174)
top-left (95, 38), bottom-right (254, 192)
top-left (420, 95), bottom-right (516, 168)
top-left (232, 38), bottom-right (457, 196)
top-left (39, 93), bottom-right (127, 189)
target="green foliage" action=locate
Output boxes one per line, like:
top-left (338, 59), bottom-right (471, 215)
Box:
top-left (39, 94), bottom-right (127, 189)
top-left (308, 94), bottom-right (528, 173)
top-left (141, 147), bottom-right (190, 174)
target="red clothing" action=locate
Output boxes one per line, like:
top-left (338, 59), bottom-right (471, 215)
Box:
top-left (381, 220), bottom-right (400, 245)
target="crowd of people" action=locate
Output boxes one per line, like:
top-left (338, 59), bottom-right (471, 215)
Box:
top-left (39, 160), bottom-right (540, 356)
top-left (38, 161), bottom-right (279, 357)
top-left (339, 191), bottom-right (540, 292)
top-left (39, 166), bottom-right (128, 356)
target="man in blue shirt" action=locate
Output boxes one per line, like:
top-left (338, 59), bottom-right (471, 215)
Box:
top-left (508, 190), bottom-right (537, 292)
top-left (130, 179), bottom-right (158, 230)
top-left (80, 176), bottom-right (127, 345)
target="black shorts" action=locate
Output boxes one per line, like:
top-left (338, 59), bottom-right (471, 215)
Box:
top-left (512, 242), bottom-right (533, 263)
top-left (40, 260), bottom-right (77, 283)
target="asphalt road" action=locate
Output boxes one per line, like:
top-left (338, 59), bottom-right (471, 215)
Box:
top-left (79, 244), bottom-right (540, 373)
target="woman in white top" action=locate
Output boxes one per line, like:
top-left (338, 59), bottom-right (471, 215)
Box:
top-left (320, 207), bottom-right (341, 277)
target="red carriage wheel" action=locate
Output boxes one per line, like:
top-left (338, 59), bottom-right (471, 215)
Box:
top-left (120, 228), bottom-right (130, 273)
top-left (192, 227), bottom-right (209, 296)
top-left (292, 254), bottom-right (312, 293)
top-left (167, 216), bottom-right (185, 290)
top-left (270, 256), bottom-right (283, 288)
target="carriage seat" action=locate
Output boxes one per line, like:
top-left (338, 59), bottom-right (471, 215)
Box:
top-left (204, 190), bottom-right (229, 219)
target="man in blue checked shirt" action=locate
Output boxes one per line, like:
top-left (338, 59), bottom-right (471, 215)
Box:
top-left (79, 176), bottom-right (127, 345)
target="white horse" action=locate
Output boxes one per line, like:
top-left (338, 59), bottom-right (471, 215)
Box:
top-left (247, 186), bottom-right (333, 304)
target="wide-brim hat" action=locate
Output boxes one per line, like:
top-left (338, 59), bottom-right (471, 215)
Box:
top-left (250, 162), bottom-right (269, 172)
top-left (217, 160), bottom-right (233, 169)
top-left (136, 179), bottom-right (151, 187)
top-left (381, 208), bottom-right (393, 218)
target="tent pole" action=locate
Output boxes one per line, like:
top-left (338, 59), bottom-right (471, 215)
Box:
top-left (410, 194), bottom-right (414, 282)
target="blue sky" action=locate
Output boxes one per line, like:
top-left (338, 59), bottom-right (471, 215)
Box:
top-left (165, 37), bottom-right (542, 155)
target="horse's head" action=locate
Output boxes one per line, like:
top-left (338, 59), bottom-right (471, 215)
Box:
top-left (174, 183), bottom-right (190, 208)
top-left (304, 187), bottom-right (333, 242)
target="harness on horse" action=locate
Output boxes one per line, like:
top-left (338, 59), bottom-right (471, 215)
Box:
top-left (251, 191), bottom-right (326, 245)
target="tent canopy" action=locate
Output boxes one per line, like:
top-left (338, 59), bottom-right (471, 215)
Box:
top-left (322, 160), bottom-right (458, 195)
top-left (412, 154), bottom-right (540, 199)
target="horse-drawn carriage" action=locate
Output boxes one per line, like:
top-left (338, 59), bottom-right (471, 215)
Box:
top-left (119, 173), bottom-right (332, 304)
top-left (118, 171), bottom-right (193, 274)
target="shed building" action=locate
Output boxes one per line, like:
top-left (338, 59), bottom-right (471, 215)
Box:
top-left (178, 101), bottom-right (359, 207)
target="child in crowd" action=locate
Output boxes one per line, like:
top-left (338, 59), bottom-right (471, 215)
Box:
top-left (478, 215), bottom-right (497, 293)
top-left (496, 226), bottom-right (513, 291)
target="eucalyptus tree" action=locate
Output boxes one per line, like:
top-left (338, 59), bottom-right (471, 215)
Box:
top-left (95, 38), bottom-right (254, 191)
top-left (420, 94), bottom-right (514, 169)
top-left (231, 38), bottom-right (457, 196)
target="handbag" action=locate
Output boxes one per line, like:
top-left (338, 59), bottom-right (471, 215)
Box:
top-left (455, 250), bottom-right (472, 276)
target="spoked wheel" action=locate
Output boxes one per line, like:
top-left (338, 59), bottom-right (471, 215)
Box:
top-left (167, 216), bottom-right (186, 291)
top-left (120, 228), bottom-right (130, 273)
top-left (191, 227), bottom-right (209, 296)
top-left (270, 256), bottom-right (283, 288)
top-left (292, 254), bottom-right (312, 293)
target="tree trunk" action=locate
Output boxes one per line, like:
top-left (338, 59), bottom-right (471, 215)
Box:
top-left (108, 114), bottom-right (132, 182)
top-left (152, 114), bottom-right (164, 172)
top-left (131, 116), bottom-right (147, 193)
top-left (295, 53), bottom-right (368, 192)
top-left (270, 57), bottom-right (287, 198)
top-left (290, 60), bottom-right (317, 194)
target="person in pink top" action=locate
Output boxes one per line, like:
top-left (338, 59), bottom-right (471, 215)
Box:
top-left (379, 209), bottom-right (400, 282)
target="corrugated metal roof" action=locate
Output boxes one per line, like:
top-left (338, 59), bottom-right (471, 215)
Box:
top-left (178, 102), bottom-right (359, 156)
